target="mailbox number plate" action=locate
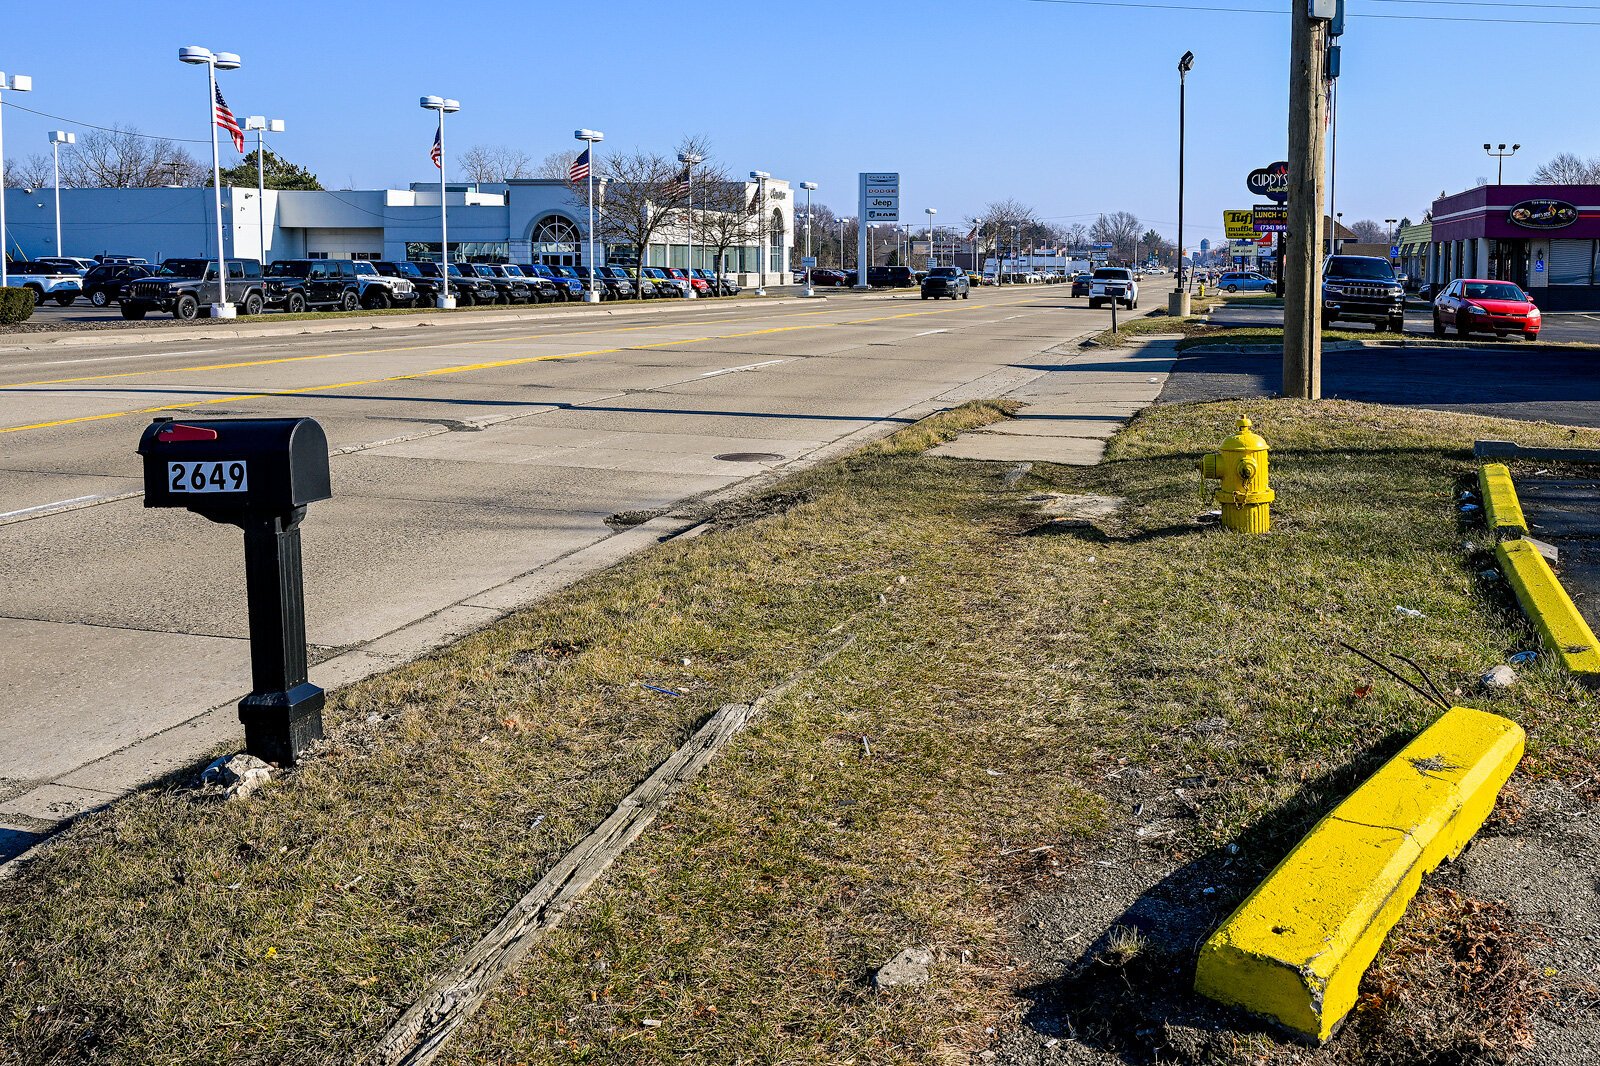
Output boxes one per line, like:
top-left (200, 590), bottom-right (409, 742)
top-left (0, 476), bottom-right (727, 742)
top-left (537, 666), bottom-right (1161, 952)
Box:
top-left (168, 460), bottom-right (248, 494)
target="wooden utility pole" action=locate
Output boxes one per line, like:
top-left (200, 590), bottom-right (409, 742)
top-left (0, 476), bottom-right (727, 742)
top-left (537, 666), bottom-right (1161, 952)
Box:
top-left (1283, 4), bottom-right (1329, 400)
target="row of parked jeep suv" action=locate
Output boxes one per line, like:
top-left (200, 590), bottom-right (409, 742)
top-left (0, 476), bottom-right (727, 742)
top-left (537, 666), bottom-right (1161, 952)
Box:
top-left (114, 258), bottom-right (743, 319)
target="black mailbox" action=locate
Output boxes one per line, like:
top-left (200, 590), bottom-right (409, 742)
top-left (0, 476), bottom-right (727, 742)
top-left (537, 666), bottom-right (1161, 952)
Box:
top-left (137, 417), bottom-right (333, 767)
top-left (138, 417), bottom-right (331, 522)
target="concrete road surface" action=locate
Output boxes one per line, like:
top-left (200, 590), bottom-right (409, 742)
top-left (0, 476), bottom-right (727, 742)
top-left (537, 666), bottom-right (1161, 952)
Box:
top-left (0, 281), bottom-right (1166, 858)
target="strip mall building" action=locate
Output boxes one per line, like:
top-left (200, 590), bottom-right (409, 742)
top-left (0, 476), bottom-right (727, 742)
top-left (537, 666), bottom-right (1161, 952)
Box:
top-left (1427, 184), bottom-right (1600, 310)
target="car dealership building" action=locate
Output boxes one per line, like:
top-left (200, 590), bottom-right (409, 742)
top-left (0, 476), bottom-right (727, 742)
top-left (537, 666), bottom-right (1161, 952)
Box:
top-left (0, 175), bottom-right (794, 286)
top-left (1426, 184), bottom-right (1600, 309)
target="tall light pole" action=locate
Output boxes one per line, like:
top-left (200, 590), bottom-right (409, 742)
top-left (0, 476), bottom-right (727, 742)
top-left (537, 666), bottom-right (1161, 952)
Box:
top-left (243, 116), bottom-right (284, 265)
top-left (800, 181), bottom-right (818, 296)
top-left (1175, 50), bottom-right (1194, 312)
top-left (838, 216), bottom-right (848, 270)
top-left (421, 96), bottom-right (461, 307)
top-left (677, 150), bottom-right (703, 298)
top-left (925, 207), bottom-right (937, 268)
top-left (1484, 143), bottom-right (1520, 185)
top-left (0, 71), bottom-right (33, 287)
top-left (48, 131), bottom-right (74, 256)
top-left (750, 170), bottom-right (770, 295)
top-left (163, 159), bottom-right (184, 186)
top-left (179, 46), bottom-right (242, 319)
top-left (576, 129), bottom-right (604, 303)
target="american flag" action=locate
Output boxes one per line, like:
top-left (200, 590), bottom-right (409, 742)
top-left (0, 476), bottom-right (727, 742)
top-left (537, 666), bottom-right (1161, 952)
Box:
top-left (666, 165), bottom-right (691, 199)
top-left (214, 85), bottom-right (244, 153)
top-left (430, 128), bottom-right (441, 169)
top-left (965, 226), bottom-right (978, 241)
top-left (569, 147), bottom-right (591, 183)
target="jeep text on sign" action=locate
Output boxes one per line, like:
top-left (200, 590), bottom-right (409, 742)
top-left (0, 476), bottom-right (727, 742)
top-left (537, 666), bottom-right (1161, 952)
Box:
top-left (860, 171), bottom-right (900, 222)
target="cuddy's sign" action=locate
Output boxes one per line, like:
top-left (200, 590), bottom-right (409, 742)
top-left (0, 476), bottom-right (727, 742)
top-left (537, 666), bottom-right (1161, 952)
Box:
top-left (1507, 199), bottom-right (1578, 230)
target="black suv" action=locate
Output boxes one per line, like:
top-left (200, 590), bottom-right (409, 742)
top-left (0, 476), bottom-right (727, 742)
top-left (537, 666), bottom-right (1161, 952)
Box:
top-left (377, 261), bottom-right (445, 306)
top-left (501, 264), bottom-right (561, 303)
top-left (406, 262), bottom-right (497, 306)
top-left (867, 265), bottom-right (916, 288)
top-left (1323, 255), bottom-right (1406, 332)
top-left (468, 263), bottom-right (533, 304)
top-left (121, 258), bottom-right (267, 320)
top-left (81, 263), bottom-right (154, 307)
top-left (264, 259), bottom-right (363, 313)
top-left (920, 266), bottom-right (970, 300)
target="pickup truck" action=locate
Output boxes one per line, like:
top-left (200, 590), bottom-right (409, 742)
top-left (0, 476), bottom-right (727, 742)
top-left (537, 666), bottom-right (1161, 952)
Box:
top-left (3, 263), bottom-right (84, 306)
top-left (120, 258), bottom-right (267, 319)
top-left (1322, 255), bottom-right (1406, 332)
top-left (1087, 267), bottom-right (1138, 310)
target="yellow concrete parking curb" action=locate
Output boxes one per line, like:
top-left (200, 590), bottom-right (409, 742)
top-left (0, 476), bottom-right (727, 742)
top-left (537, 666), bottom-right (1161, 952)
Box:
top-left (1477, 463), bottom-right (1528, 537)
top-left (1496, 539), bottom-right (1600, 683)
top-left (1195, 705), bottom-right (1524, 1043)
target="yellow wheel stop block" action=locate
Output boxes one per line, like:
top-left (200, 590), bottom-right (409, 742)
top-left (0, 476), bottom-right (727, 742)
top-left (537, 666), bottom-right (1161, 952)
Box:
top-left (1194, 706), bottom-right (1524, 1042)
top-left (1497, 538), bottom-right (1600, 683)
top-left (1478, 463), bottom-right (1528, 538)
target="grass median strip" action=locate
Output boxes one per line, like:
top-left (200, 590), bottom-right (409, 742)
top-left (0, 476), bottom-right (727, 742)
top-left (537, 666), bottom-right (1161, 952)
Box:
top-left (2, 398), bottom-right (1598, 1064)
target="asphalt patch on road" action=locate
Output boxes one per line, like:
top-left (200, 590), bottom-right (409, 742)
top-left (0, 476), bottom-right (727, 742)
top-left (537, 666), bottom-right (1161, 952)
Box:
top-left (1161, 345), bottom-right (1600, 429)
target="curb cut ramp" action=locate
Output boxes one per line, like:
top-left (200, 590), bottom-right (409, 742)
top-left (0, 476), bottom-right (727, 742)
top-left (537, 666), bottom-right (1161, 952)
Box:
top-left (1195, 706), bottom-right (1524, 1042)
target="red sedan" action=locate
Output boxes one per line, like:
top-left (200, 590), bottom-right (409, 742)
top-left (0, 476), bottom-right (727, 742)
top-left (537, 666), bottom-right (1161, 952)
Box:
top-left (1432, 278), bottom-right (1541, 340)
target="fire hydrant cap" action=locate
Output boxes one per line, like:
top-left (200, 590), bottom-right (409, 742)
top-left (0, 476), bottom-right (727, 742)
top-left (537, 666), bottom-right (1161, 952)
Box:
top-left (1222, 415), bottom-right (1268, 452)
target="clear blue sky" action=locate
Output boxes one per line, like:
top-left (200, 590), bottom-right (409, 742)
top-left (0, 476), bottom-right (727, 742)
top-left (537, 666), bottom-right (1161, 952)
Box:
top-left (4, 1), bottom-right (1596, 246)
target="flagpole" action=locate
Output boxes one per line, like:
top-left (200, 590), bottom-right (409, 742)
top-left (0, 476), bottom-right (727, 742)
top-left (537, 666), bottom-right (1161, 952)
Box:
top-left (208, 62), bottom-right (232, 318)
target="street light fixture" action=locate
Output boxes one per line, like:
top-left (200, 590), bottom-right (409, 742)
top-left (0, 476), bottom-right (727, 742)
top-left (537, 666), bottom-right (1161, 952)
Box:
top-left (244, 116), bottom-right (285, 264)
top-left (1176, 50), bottom-right (1194, 306)
top-left (180, 46), bottom-right (243, 318)
top-left (575, 129), bottom-right (604, 303)
top-left (0, 70), bottom-right (36, 290)
top-left (47, 130), bottom-right (74, 256)
top-left (676, 151), bottom-right (704, 298)
top-left (750, 170), bottom-right (770, 295)
top-left (162, 159), bottom-right (184, 187)
top-left (1483, 143), bottom-right (1520, 185)
top-left (838, 216), bottom-right (849, 271)
top-left (421, 96), bottom-right (461, 307)
top-left (925, 207), bottom-right (937, 268)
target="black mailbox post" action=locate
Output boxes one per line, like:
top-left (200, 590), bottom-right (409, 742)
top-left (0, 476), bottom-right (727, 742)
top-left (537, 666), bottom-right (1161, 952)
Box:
top-left (138, 417), bottom-right (332, 765)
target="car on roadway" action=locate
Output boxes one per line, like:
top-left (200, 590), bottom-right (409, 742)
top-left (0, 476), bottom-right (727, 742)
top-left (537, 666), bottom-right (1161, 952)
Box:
top-left (1322, 255), bottom-right (1406, 332)
top-left (1432, 279), bottom-right (1541, 341)
top-left (920, 266), bottom-right (970, 300)
top-left (1070, 272), bottom-right (1093, 298)
top-left (1088, 267), bottom-right (1138, 309)
top-left (3, 262), bottom-right (84, 306)
top-left (121, 258), bottom-right (266, 319)
top-left (79, 262), bottom-right (154, 307)
top-left (1217, 271), bottom-right (1275, 293)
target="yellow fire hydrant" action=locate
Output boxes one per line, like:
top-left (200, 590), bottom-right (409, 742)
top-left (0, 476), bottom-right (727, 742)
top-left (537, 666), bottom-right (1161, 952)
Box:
top-left (1200, 415), bottom-right (1274, 533)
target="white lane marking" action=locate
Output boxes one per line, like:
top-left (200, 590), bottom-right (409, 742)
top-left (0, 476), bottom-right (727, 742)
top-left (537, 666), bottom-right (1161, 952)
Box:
top-left (913, 329), bottom-right (949, 337)
top-left (698, 359), bottom-right (787, 378)
top-left (0, 494), bottom-right (107, 521)
top-left (0, 347), bottom-right (229, 371)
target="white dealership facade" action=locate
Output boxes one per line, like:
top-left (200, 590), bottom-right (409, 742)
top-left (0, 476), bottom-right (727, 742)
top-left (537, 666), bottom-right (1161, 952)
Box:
top-left (1, 176), bottom-right (794, 285)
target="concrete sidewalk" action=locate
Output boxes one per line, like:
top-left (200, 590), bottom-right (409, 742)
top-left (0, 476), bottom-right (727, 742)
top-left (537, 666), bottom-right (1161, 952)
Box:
top-left (929, 337), bottom-right (1181, 464)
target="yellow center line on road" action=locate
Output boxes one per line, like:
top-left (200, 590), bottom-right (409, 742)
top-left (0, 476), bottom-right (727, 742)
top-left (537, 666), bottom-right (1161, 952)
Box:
top-left (0, 298), bottom-right (1003, 392)
top-left (0, 299), bottom-right (1003, 437)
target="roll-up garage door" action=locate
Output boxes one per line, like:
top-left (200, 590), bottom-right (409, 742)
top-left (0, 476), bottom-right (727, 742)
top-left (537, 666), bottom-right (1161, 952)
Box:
top-left (1549, 239), bottom-right (1593, 286)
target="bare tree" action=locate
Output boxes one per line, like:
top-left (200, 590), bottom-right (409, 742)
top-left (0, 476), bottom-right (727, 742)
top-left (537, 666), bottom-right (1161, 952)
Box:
top-left (1090, 210), bottom-right (1143, 262)
top-left (458, 144), bottom-right (533, 183)
top-left (57, 127), bottom-right (205, 188)
top-left (696, 168), bottom-right (762, 279)
top-left (535, 150), bottom-right (580, 180)
top-left (577, 137), bottom-right (698, 299)
top-left (1347, 218), bottom-right (1389, 244)
top-left (1531, 152), bottom-right (1600, 184)
top-left (2, 152), bottom-right (53, 189)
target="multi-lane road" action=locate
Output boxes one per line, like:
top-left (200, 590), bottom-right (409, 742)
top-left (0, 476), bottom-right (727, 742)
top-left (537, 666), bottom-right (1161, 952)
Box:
top-left (0, 282), bottom-right (1167, 856)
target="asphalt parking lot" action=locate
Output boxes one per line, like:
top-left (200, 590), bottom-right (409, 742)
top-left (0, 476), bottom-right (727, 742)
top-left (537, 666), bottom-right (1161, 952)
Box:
top-left (1207, 299), bottom-right (1600, 345)
top-left (1162, 340), bottom-right (1600, 428)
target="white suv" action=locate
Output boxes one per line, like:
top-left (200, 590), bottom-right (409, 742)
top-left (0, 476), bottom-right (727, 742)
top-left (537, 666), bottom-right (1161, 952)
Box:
top-left (352, 260), bottom-right (416, 308)
top-left (1088, 267), bottom-right (1138, 310)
